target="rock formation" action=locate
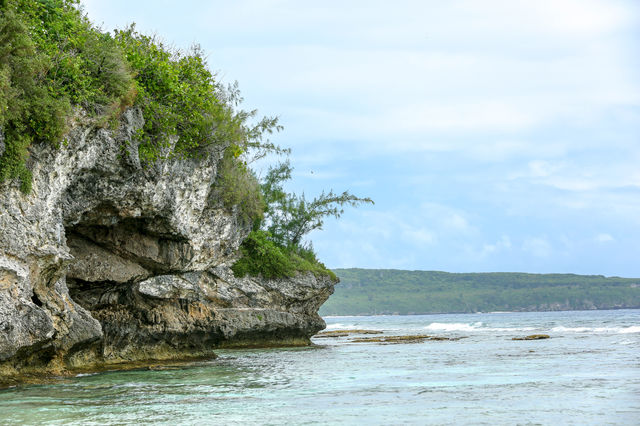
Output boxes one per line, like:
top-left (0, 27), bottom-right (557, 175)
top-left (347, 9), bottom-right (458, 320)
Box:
top-left (0, 110), bottom-right (335, 382)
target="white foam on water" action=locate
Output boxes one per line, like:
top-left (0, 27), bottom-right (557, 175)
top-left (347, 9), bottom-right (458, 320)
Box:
top-left (324, 323), bottom-right (385, 331)
top-left (551, 325), bottom-right (640, 334)
top-left (617, 325), bottom-right (640, 334)
top-left (424, 322), bottom-right (483, 332)
top-left (490, 327), bottom-right (537, 332)
top-left (424, 322), bottom-right (538, 333)
top-left (552, 326), bottom-right (592, 333)
top-left (324, 323), bottom-right (348, 330)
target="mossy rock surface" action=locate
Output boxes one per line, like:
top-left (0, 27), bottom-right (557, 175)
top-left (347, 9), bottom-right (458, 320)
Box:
top-left (314, 329), bottom-right (383, 338)
top-left (512, 334), bottom-right (550, 340)
top-left (349, 334), bottom-right (464, 344)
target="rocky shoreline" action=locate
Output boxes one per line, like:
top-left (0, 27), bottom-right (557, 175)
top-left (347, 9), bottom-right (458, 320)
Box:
top-left (0, 110), bottom-right (335, 385)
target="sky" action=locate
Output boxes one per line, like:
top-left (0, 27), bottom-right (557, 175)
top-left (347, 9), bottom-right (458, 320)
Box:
top-left (83, 0), bottom-right (640, 276)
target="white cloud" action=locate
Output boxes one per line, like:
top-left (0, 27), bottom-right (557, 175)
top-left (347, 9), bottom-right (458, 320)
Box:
top-left (449, 235), bottom-right (515, 265)
top-left (85, 0), bottom-right (640, 159)
top-left (510, 0), bottom-right (632, 36)
top-left (444, 213), bottom-right (470, 233)
top-left (503, 156), bottom-right (640, 200)
top-left (324, 203), bottom-right (474, 260)
top-left (417, 203), bottom-right (475, 235)
top-left (523, 237), bottom-right (553, 258)
top-left (81, 0), bottom-right (640, 274)
top-left (383, 102), bottom-right (537, 133)
top-left (527, 161), bottom-right (561, 178)
top-left (402, 228), bottom-right (436, 245)
top-left (481, 235), bottom-right (513, 257)
top-left (595, 233), bottom-right (614, 243)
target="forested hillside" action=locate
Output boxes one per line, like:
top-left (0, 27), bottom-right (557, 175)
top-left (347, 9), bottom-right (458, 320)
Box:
top-left (320, 269), bottom-right (640, 315)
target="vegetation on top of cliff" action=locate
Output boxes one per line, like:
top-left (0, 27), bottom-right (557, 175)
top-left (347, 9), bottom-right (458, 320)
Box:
top-left (231, 161), bottom-right (372, 281)
top-left (113, 26), bottom-right (282, 164)
top-left (0, 0), bottom-right (370, 280)
top-left (0, 0), bottom-right (280, 192)
top-left (213, 149), bottom-right (265, 228)
top-left (0, 0), bottom-right (134, 192)
top-left (231, 230), bottom-right (338, 281)
top-left (319, 269), bottom-right (640, 315)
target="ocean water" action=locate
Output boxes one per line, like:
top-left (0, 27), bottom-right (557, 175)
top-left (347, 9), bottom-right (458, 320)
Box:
top-left (1, 309), bottom-right (639, 425)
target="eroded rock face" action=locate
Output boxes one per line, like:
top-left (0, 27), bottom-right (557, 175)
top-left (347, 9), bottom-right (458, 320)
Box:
top-left (68, 267), bottom-right (333, 363)
top-left (0, 110), bottom-right (335, 381)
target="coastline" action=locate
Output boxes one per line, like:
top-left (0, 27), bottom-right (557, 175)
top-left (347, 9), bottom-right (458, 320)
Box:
top-left (321, 307), bottom-right (640, 318)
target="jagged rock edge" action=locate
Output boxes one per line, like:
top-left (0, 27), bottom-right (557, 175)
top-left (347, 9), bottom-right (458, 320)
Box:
top-left (0, 109), bottom-right (335, 382)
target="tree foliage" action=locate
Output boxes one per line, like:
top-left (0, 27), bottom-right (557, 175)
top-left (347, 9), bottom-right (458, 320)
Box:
top-left (259, 161), bottom-right (374, 247)
top-left (0, 0), bottom-right (362, 282)
top-left (113, 27), bottom-right (284, 163)
top-left (231, 230), bottom-right (337, 281)
top-left (214, 149), bottom-right (264, 228)
top-left (0, 0), bottom-right (133, 192)
top-left (115, 27), bottom-right (220, 161)
top-left (0, 1), bottom-right (282, 192)
top-left (232, 160), bottom-right (372, 280)
top-left (231, 230), bottom-right (295, 279)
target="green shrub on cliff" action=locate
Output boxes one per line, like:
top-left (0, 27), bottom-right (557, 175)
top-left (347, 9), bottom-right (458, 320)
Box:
top-left (0, 0), bottom-right (362, 281)
top-left (0, 0), bottom-right (280, 192)
top-left (231, 160), bottom-right (370, 280)
top-left (115, 27), bottom-right (224, 161)
top-left (0, 0), bottom-right (133, 192)
top-left (114, 25), bottom-right (283, 164)
top-left (231, 230), bottom-right (337, 281)
top-left (214, 149), bottom-right (265, 227)
top-left (231, 230), bottom-right (295, 279)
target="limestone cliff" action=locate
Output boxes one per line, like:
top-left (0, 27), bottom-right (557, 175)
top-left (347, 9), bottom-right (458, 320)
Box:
top-left (0, 110), bottom-right (335, 381)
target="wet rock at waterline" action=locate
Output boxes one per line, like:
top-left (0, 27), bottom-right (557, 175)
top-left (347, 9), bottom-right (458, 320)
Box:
top-left (512, 334), bottom-right (550, 340)
top-left (314, 329), bottom-right (384, 338)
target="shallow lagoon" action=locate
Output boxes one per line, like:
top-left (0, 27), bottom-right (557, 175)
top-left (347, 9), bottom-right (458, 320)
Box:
top-left (1, 310), bottom-right (639, 425)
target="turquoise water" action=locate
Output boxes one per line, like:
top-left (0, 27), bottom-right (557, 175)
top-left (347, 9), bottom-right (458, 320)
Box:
top-left (1, 310), bottom-right (639, 425)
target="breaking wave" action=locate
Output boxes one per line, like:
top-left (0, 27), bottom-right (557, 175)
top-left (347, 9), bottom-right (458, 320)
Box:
top-left (423, 322), bottom-right (539, 333)
top-left (424, 322), bottom-right (484, 332)
top-left (422, 322), bottom-right (640, 334)
top-left (551, 325), bottom-right (640, 334)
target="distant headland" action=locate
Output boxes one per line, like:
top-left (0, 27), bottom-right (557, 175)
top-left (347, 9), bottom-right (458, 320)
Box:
top-left (320, 269), bottom-right (640, 316)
